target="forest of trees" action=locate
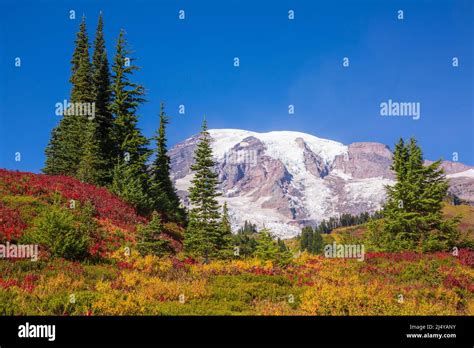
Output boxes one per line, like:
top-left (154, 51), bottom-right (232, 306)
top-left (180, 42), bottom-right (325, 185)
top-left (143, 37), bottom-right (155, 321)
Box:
top-left (43, 14), bottom-right (184, 222)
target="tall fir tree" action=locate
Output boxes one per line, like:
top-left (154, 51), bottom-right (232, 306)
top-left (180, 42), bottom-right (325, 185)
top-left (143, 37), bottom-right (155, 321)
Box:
top-left (44, 16), bottom-right (93, 176)
top-left (310, 229), bottom-right (323, 254)
top-left (109, 29), bottom-right (151, 213)
top-left (219, 201), bottom-right (234, 257)
top-left (184, 120), bottom-right (231, 259)
top-left (300, 226), bottom-right (312, 251)
top-left (150, 102), bottom-right (185, 222)
top-left (110, 29), bottom-right (147, 163)
top-left (221, 202), bottom-right (232, 235)
top-left (78, 12), bottom-right (114, 185)
top-left (300, 226), bottom-right (323, 254)
top-left (77, 119), bottom-right (104, 184)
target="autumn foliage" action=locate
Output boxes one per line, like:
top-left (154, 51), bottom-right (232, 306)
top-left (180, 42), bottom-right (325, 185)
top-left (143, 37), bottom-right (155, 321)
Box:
top-left (0, 169), bottom-right (182, 256)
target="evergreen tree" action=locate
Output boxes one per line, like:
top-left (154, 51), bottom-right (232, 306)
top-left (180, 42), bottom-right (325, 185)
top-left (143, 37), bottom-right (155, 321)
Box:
top-left (300, 226), bottom-right (313, 252)
top-left (44, 16), bottom-right (93, 176)
top-left (219, 201), bottom-right (234, 257)
top-left (77, 119), bottom-right (105, 184)
top-left (150, 102), bottom-right (185, 222)
top-left (110, 29), bottom-right (147, 162)
top-left (184, 120), bottom-right (231, 259)
top-left (310, 229), bottom-right (323, 254)
top-left (255, 228), bottom-right (279, 260)
top-left (44, 127), bottom-right (63, 174)
top-left (83, 12), bottom-right (114, 184)
top-left (137, 211), bottom-right (172, 256)
top-left (300, 226), bottom-right (323, 254)
top-left (233, 220), bottom-right (258, 257)
top-left (221, 202), bottom-right (232, 235)
top-left (237, 220), bottom-right (257, 234)
top-left (255, 228), bottom-right (292, 266)
top-left (109, 29), bottom-right (151, 213)
top-left (110, 161), bottom-right (153, 214)
top-left (367, 137), bottom-right (459, 251)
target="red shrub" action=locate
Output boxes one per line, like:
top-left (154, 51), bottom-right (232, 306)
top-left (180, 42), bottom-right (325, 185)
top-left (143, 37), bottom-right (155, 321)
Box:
top-left (458, 249), bottom-right (474, 267)
top-left (0, 169), bottom-right (147, 232)
top-left (365, 251), bottom-right (451, 262)
top-left (182, 257), bottom-right (197, 265)
top-left (116, 261), bottom-right (134, 270)
top-left (0, 278), bottom-right (18, 289)
top-left (0, 274), bottom-right (38, 293)
top-left (21, 274), bottom-right (39, 293)
top-left (443, 274), bottom-right (474, 292)
top-left (0, 202), bottom-right (27, 240)
top-left (0, 169), bottom-right (183, 254)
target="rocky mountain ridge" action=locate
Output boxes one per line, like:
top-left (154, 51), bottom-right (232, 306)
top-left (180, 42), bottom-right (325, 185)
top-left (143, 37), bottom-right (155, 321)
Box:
top-left (169, 129), bottom-right (474, 238)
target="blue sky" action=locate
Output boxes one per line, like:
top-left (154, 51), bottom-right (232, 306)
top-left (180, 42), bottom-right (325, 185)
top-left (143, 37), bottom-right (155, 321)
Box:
top-left (1, 0), bottom-right (473, 173)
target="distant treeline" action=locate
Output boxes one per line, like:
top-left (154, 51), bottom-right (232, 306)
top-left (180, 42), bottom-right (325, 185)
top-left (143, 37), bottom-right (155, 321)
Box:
top-left (310, 211), bottom-right (383, 234)
top-left (299, 211), bottom-right (382, 254)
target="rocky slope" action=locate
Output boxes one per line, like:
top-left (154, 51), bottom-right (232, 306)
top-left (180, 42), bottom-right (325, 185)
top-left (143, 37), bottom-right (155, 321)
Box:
top-left (169, 129), bottom-right (474, 238)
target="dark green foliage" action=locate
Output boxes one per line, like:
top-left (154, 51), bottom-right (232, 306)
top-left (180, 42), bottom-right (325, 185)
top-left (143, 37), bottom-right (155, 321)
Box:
top-left (110, 161), bottom-right (153, 215)
top-left (255, 228), bottom-right (292, 266)
top-left (367, 137), bottom-right (460, 252)
top-left (233, 221), bottom-right (258, 257)
top-left (313, 211), bottom-right (381, 235)
top-left (109, 29), bottom-right (151, 213)
top-left (77, 120), bottom-right (106, 185)
top-left (42, 16), bottom-right (187, 224)
top-left (221, 202), bottom-right (232, 235)
top-left (300, 226), bottom-right (323, 254)
top-left (255, 229), bottom-right (279, 260)
top-left (184, 120), bottom-right (231, 259)
top-left (110, 29), bottom-right (148, 164)
top-left (137, 212), bottom-right (172, 256)
top-left (44, 128), bottom-right (64, 174)
top-left (43, 15), bottom-right (187, 223)
top-left (150, 103), bottom-right (186, 222)
top-left (81, 12), bottom-right (114, 185)
top-left (237, 220), bottom-right (258, 235)
top-left (27, 201), bottom-right (93, 260)
top-left (218, 202), bottom-right (234, 258)
top-left (300, 226), bottom-right (313, 251)
top-left (44, 16), bottom-right (93, 176)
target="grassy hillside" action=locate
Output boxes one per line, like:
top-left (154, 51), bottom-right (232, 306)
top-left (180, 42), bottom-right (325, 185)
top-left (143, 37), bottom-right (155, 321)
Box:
top-left (1, 249), bottom-right (472, 315)
top-left (325, 204), bottom-right (474, 244)
top-left (0, 170), bottom-right (473, 316)
top-left (0, 169), bottom-right (183, 256)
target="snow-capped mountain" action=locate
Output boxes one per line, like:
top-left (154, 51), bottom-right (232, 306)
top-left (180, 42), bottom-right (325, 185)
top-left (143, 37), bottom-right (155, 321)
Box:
top-left (169, 129), bottom-right (474, 238)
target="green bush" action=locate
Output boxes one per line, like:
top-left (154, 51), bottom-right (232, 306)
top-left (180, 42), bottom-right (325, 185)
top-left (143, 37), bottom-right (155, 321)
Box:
top-left (28, 203), bottom-right (91, 260)
top-left (255, 229), bottom-right (293, 266)
top-left (137, 212), bottom-right (173, 256)
top-left (0, 290), bottom-right (20, 315)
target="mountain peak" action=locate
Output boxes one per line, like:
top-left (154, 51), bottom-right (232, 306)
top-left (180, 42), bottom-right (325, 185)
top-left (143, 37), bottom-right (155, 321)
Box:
top-left (207, 129), bottom-right (348, 167)
top-left (169, 129), bottom-right (474, 238)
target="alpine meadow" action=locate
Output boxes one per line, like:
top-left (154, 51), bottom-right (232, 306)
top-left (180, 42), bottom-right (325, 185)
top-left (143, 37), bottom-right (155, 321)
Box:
top-left (0, 1), bottom-right (473, 343)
